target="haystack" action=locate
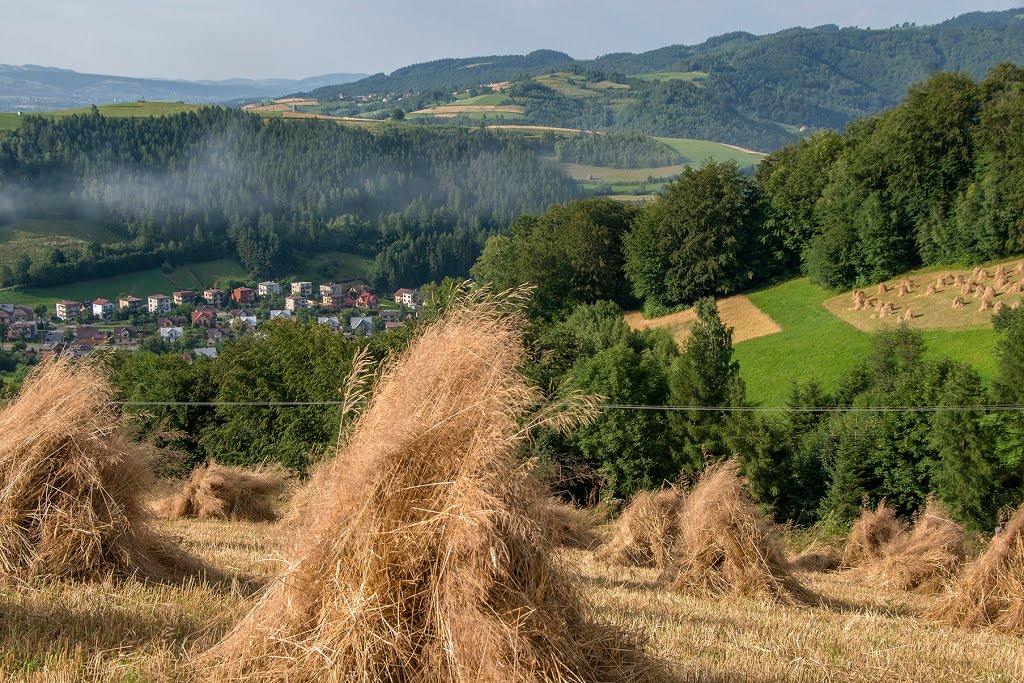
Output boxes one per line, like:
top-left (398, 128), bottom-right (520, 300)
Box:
top-left (997, 275), bottom-right (1009, 289)
top-left (898, 284), bottom-right (910, 297)
top-left (538, 498), bottom-right (602, 550)
top-left (980, 299), bottom-right (992, 312)
top-left (961, 283), bottom-right (973, 297)
top-left (1009, 281), bottom-right (1023, 294)
top-left (0, 356), bottom-right (205, 581)
top-left (843, 501), bottom-right (907, 568)
top-left (596, 489), bottom-right (683, 569)
top-left (976, 284), bottom-right (987, 297)
top-left (661, 460), bottom-right (813, 604)
top-left (876, 283), bottom-right (888, 296)
top-left (902, 309), bottom-right (915, 322)
top-left (195, 292), bottom-right (669, 682)
top-left (996, 264), bottom-right (1007, 280)
top-left (152, 461), bottom-right (288, 522)
top-left (929, 505), bottom-right (1024, 635)
top-left (865, 497), bottom-right (967, 593)
top-left (955, 273), bottom-right (966, 287)
top-left (1016, 261), bottom-right (1024, 275)
top-left (953, 296), bottom-right (966, 309)
top-left (921, 284), bottom-right (936, 297)
top-left (1014, 301), bottom-right (1022, 311)
top-left (994, 301), bottom-right (1005, 314)
top-left (879, 301), bottom-right (895, 317)
top-left (901, 278), bottom-right (913, 289)
top-left (852, 290), bottom-right (866, 311)
top-left (985, 285), bottom-right (996, 299)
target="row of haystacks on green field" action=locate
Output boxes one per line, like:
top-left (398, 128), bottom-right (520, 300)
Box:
top-left (0, 290), bottom-right (1022, 681)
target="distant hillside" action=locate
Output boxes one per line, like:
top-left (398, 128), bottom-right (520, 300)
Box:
top-left (0, 66), bottom-right (366, 112)
top-left (303, 9), bottom-right (1024, 150)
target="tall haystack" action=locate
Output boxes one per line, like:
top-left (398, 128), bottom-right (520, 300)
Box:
top-left (961, 282), bottom-right (973, 297)
top-left (996, 264), bottom-right (1007, 280)
top-left (152, 461), bottom-right (288, 522)
top-left (865, 497), bottom-right (967, 593)
top-left (929, 505), bottom-right (1024, 635)
top-left (852, 290), bottom-right (866, 311)
top-left (980, 298), bottom-right (992, 312)
top-left (921, 285), bottom-right (936, 297)
top-left (902, 309), bottom-right (915, 322)
top-left (1009, 281), bottom-right (1024, 294)
top-left (955, 273), bottom-right (966, 287)
top-left (195, 292), bottom-right (670, 682)
top-left (843, 501), bottom-right (907, 568)
top-left (879, 301), bottom-right (895, 317)
top-left (985, 285), bottom-right (996, 299)
top-left (0, 356), bottom-right (205, 581)
top-left (596, 489), bottom-right (683, 569)
top-left (953, 296), bottom-right (966, 309)
top-left (898, 283), bottom-right (910, 297)
top-left (994, 301), bottom-right (1005, 314)
top-left (661, 460), bottom-right (813, 604)
top-left (877, 283), bottom-right (888, 296)
top-left (1016, 261), bottom-right (1024, 275)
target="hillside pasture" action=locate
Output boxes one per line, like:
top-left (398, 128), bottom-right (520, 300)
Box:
top-left (2, 516), bottom-right (1023, 680)
top-left (625, 295), bottom-right (782, 346)
top-left (447, 93), bottom-right (511, 106)
top-left (0, 113), bottom-right (23, 130)
top-left (657, 137), bottom-right (767, 166)
top-left (0, 259), bottom-right (248, 309)
top-left (50, 102), bottom-right (204, 118)
top-left (534, 72), bottom-right (631, 98)
top-left (0, 219), bottom-right (121, 269)
top-left (410, 104), bottom-right (526, 118)
top-left (734, 277), bottom-right (1001, 407)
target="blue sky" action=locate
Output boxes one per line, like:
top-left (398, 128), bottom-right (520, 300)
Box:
top-left (0, 1), bottom-right (1019, 80)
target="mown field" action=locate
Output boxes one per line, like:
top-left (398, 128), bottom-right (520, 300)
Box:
top-left (1, 515), bottom-right (1021, 681)
top-left (634, 71), bottom-right (709, 83)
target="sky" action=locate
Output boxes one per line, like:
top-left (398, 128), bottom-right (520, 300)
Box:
top-left (0, 1), bottom-right (1020, 81)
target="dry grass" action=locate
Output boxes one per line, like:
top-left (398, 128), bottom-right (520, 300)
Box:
top-left (662, 461), bottom-right (814, 604)
top-left (824, 256), bottom-right (1024, 331)
top-left (596, 489), bottom-right (683, 569)
top-left (843, 502), bottom-right (907, 568)
top-left (5, 517), bottom-right (1024, 681)
top-left (152, 461), bottom-right (288, 523)
top-left (929, 505), bottom-right (1024, 635)
top-left (0, 356), bottom-right (206, 582)
top-left (194, 291), bottom-right (668, 682)
top-left (624, 295), bottom-right (782, 346)
top-left (863, 497), bottom-right (968, 594)
top-left (539, 498), bottom-right (603, 550)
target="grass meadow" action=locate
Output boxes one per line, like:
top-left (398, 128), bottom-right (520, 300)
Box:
top-left (1, 516), bottom-right (1021, 681)
top-left (634, 71), bottom-right (709, 83)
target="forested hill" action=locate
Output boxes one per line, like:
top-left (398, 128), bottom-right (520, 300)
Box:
top-left (0, 109), bottom-right (578, 290)
top-left (304, 9), bottom-right (1024, 150)
top-left (306, 50), bottom-right (574, 98)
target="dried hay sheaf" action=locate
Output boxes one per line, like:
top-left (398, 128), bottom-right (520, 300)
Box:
top-left (538, 498), bottom-right (602, 551)
top-left (195, 290), bottom-right (671, 682)
top-left (843, 501), bottom-right (907, 568)
top-left (864, 497), bottom-right (967, 594)
top-left (929, 505), bottom-right (1024, 635)
top-left (152, 461), bottom-right (289, 522)
top-left (789, 549), bottom-right (843, 573)
top-left (662, 460), bottom-right (814, 604)
top-left (596, 489), bottom-right (683, 569)
top-left (0, 356), bottom-right (206, 581)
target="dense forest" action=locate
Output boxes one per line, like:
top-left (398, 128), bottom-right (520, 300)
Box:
top-left (554, 132), bottom-right (682, 169)
top-left (304, 10), bottom-right (1024, 151)
top-left (0, 108), bottom-right (578, 290)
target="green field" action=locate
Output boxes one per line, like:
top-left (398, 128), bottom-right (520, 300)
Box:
top-left (0, 219), bottom-right (122, 268)
top-left (733, 278), bottom-right (1000, 406)
top-left (635, 71), bottom-right (708, 83)
top-left (0, 113), bottom-right (23, 131)
top-left (284, 250), bottom-right (374, 285)
top-left (446, 93), bottom-right (510, 106)
top-left (0, 258), bottom-right (247, 309)
top-left (534, 73), bottom-right (631, 98)
top-left (0, 102), bottom-right (203, 132)
top-left (657, 137), bottom-right (767, 166)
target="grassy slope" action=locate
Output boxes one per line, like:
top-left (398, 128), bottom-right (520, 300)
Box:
top-left (0, 219), bottom-right (122, 268)
top-left (657, 137), bottom-right (765, 167)
top-left (634, 71), bottom-right (708, 82)
top-left (2, 517), bottom-right (1021, 680)
top-left (734, 278), bottom-right (999, 406)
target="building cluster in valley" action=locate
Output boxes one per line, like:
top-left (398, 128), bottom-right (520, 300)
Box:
top-left (1, 282), bottom-right (422, 359)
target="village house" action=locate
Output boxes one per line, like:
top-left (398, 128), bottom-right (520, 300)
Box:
top-left (269, 310), bottom-right (292, 320)
top-left (393, 288), bottom-right (421, 306)
top-left (206, 327), bottom-right (229, 344)
top-left (193, 347), bottom-right (218, 360)
top-left (231, 316), bottom-right (258, 330)
top-left (320, 294), bottom-right (343, 310)
top-left (203, 288), bottom-right (225, 307)
top-left (148, 294), bottom-right (172, 315)
top-left (232, 287), bottom-right (256, 305)
top-left (158, 316), bottom-right (185, 329)
top-left (76, 326), bottom-right (109, 346)
top-left (284, 295), bottom-right (306, 312)
top-left (291, 281), bottom-right (313, 297)
top-left (191, 309), bottom-right (216, 328)
top-left (317, 316), bottom-right (341, 331)
top-left (7, 320), bottom-right (40, 341)
top-left (55, 300), bottom-right (83, 321)
top-left (118, 296), bottom-right (144, 312)
top-left (319, 283), bottom-right (343, 298)
top-left (258, 281), bottom-right (282, 297)
top-left (349, 316), bottom-right (374, 336)
top-left (0, 304), bottom-right (35, 323)
top-left (159, 327), bottom-right (184, 343)
top-left (173, 290), bottom-right (197, 306)
top-left (90, 298), bottom-right (115, 320)
top-left (113, 325), bottom-right (139, 346)
top-left (385, 321), bottom-right (406, 331)
top-left (378, 309), bottom-right (400, 324)
top-left (355, 292), bottom-right (379, 310)
top-left (230, 308), bottom-right (256, 318)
